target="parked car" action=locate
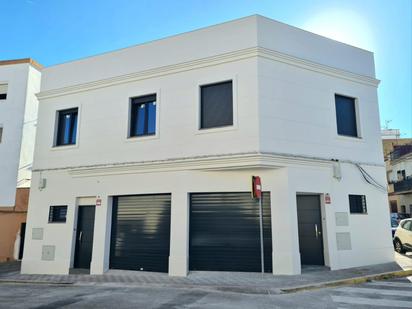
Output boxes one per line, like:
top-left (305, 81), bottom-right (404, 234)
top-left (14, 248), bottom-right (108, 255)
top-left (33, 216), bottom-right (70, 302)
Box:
top-left (391, 217), bottom-right (399, 237)
top-left (393, 219), bottom-right (412, 253)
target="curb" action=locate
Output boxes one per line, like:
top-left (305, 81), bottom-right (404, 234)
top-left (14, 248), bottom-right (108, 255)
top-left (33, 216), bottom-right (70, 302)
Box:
top-left (0, 279), bottom-right (73, 285)
top-left (280, 269), bottom-right (412, 294)
top-left (0, 269), bottom-right (411, 294)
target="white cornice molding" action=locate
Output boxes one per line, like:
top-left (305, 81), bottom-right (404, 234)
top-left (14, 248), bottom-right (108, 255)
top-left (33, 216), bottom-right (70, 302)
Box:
top-left (37, 47), bottom-right (380, 100)
top-left (258, 47), bottom-right (379, 87)
top-left (31, 152), bottom-right (384, 177)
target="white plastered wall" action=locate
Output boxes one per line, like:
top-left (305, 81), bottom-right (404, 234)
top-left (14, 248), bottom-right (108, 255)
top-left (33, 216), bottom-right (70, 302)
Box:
top-left (22, 161), bottom-right (393, 276)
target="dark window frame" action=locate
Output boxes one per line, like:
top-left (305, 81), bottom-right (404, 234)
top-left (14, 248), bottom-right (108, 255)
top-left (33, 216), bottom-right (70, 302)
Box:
top-left (55, 108), bottom-right (78, 146)
top-left (48, 205), bottom-right (68, 223)
top-left (335, 94), bottom-right (359, 138)
top-left (129, 94), bottom-right (157, 138)
top-left (200, 80), bottom-right (233, 130)
top-left (0, 127), bottom-right (3, 143)
top-left (349, 194), bottom-right (367, 214)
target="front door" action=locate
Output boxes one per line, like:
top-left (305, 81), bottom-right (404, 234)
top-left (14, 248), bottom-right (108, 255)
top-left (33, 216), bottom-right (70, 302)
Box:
top-left (18, 223), bottom-right (26, 260)
top-left (296, 195), bottom-right (324, 265)
top-left (74, 206), bottom-right (95, 269)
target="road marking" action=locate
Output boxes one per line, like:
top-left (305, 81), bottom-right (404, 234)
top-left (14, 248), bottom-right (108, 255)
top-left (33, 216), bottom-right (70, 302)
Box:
top-left (332, 296), bottom-right (412, 308)
top-left (337, 286), bottom-right (412, 296)
top-left (367, 281), bottom-right (412, 288)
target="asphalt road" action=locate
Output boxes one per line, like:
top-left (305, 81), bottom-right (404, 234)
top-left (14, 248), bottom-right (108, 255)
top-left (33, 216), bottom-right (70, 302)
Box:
top-left (0, 277), bottom-right (411, 309)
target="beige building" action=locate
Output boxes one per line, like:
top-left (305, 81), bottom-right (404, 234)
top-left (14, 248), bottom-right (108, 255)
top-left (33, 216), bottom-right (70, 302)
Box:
top-left (383, 138), bottom-right (412, 215)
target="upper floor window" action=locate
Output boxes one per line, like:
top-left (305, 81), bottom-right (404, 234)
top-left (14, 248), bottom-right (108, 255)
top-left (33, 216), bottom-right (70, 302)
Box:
top-left (397, 170), bottom-right (406, 181)
top-left (56, 108), bottom-right (78, 146)
top-left (0, 127), bottom-right (3, 143)
top-left (200, 81), bottom-right (233, 129)
top-left (349, 194), bottom-right (367, 214)
top-left (0, 84), bottom-right (7, 100)
top-left (335, 94), bottom-right (358, 137)
top-left (129, 94), bottom-right (156, 137)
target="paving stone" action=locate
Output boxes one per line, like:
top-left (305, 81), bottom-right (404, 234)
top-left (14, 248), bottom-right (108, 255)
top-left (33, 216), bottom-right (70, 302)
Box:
top-left (0, 259), bottom-right (410, 291)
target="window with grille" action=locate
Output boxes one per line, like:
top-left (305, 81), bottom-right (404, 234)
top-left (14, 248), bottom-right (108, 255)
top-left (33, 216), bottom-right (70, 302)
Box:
top-left (349, 195), bottom-right (367, 214)
top-left (48, 206), bottom-right (68, 223)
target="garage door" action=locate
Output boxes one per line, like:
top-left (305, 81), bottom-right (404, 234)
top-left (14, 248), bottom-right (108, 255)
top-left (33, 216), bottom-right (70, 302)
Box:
top-left (110, 194), bottom-right (171, 273)
top-left (190, 192), bottom-right (272, 272)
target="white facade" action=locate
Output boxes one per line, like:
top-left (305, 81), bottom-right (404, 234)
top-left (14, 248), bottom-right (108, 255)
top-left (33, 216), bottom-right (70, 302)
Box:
top-left (0, 60), bottom-right (41, 206)
top-left (22, 15), bottom-right (393, 276)
top-left (389, 156), bottom-right (412, 183)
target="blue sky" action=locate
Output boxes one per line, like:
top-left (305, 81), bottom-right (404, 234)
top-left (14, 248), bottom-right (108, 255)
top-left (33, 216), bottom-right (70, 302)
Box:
top-left (1, 0), bottom-right (411, 137)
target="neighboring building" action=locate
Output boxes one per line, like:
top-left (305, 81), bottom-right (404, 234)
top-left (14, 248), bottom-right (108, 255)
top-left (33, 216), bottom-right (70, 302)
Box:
top-left (22, 15), bottom-right (393, 276)
top-left (385, 142), bottom-right (412, 215)
top-left (0, 58), bottom-right (42, 262)
top-left (382, 128), bottom-right (401, 140)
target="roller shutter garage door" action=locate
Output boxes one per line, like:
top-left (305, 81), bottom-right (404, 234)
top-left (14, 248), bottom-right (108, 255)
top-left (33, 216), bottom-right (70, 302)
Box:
top-left (110, 194), bottom-right (171, 273)
top-left (190, 192), bottom-right (272, 272)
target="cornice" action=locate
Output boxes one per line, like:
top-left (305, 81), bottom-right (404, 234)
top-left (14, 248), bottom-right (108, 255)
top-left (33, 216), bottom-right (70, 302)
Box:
top-left (0, 58), bottom-right (43, 71)
top-left (37, 47), bottom-right (380, 100)
top-left (30, 152), bottom-right (384, 177)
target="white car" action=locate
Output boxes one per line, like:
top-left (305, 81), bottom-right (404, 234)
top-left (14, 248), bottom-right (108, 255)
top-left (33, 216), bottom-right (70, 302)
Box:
top-left (394, 219), bottom-right (412, 254)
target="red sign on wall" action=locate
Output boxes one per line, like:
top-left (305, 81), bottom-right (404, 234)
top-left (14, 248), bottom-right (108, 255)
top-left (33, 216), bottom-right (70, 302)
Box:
top-left (252, 176), bottom-right (262, 200)
top-left (325, 193), bottom-right (331, 204)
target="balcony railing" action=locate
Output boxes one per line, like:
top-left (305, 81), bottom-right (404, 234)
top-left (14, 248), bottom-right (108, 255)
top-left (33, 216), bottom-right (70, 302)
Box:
top-left (393, 177), bottom-right (412, 193)
top-left (391, 144), bottom-right (412, 161)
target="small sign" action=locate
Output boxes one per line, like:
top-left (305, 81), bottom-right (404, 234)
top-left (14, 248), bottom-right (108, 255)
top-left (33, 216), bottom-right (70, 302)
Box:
top-left (325, 193), bottom-right (331, 204)
top-left (96, 198), bottom-right (102, 207)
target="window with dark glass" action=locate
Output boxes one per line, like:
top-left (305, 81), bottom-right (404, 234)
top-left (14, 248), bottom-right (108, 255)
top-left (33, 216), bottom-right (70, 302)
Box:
top-left (402, 220), bottom-right (411, 231)
top-left (0, 127), bottom-right (3, 143)
top-left (349, 194), bottom-right (367, 214)
top-left (56, 108), bottom-right (78, 146)
top-left (48, 206), bottom-right (67, 223)
top-left (129, 94), bottom-right (156, 137)
top-left (0, 84), bottom-right (7, 100)
top-left (335, 94), bottom-right (358, 137)
top-left (200, 81), bottom-right (233, 129)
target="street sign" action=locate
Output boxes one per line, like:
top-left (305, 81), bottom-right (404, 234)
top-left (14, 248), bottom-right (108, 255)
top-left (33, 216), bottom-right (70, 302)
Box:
top-left (252, 176), bottom-right (262, 199)
top-left (252, 176), bottom-right (264, 274)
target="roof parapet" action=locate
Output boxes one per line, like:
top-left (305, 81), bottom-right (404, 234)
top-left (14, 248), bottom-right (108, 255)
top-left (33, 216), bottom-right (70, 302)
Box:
top-left (0, 58), bottom-right (43, 70)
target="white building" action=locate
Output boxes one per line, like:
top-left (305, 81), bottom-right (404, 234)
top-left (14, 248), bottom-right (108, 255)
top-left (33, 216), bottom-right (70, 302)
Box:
top-left (22, 15), bottom-right (393, 276)
top-left (0, 58), bottom-right (42, 261)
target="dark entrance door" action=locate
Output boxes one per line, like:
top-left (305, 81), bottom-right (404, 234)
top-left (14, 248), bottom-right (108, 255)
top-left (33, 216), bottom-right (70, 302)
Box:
top-left (189, 192), bottom-right (272, 272)
top-left (296, 195), bottom-right (324, 265)
top-left (74, 206), bottom-right (95, 269)
top-left (18, 223), bottom-right (26, 260)
top-left (110, 194), bottom-right (171, 273)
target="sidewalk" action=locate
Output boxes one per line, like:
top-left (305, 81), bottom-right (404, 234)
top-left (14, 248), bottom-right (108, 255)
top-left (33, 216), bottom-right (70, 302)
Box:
top-left (1, 253), bottom-right (411, 294)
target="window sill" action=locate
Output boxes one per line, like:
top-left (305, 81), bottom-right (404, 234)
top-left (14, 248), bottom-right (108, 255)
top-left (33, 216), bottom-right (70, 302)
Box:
top-left (125, 134), bottom-right (159, 142)
top-left (196, 125), bottom-right (237, 135)
top-left (51, 144), bottom-right (78, 151)
top-left (50, 144), bottom-right (78, 151)
top-left (336, 134), bottom-right (364, 143)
